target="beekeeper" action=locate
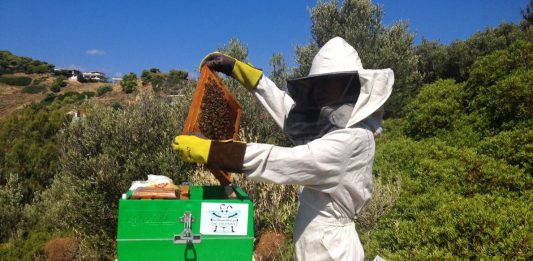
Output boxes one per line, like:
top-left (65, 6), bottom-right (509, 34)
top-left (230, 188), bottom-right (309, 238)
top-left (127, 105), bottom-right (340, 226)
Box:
top-left (173, 37), bottom-right (394, 260)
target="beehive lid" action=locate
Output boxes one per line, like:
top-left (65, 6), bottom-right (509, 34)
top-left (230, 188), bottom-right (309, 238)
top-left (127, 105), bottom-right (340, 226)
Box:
top-left (182, 65), bottom-right (242, 185)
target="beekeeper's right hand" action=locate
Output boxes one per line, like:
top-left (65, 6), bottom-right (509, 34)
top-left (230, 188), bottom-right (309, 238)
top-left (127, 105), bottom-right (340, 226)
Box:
top-left (201, 52), bottom-right (263, 91)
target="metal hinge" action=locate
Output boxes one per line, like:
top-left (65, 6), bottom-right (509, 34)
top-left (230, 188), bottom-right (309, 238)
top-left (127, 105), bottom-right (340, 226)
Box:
top-left (174, 211), bottom-right (202, 244)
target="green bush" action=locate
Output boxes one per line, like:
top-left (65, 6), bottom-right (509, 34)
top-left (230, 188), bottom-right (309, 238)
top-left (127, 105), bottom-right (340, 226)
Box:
top-left (472, 68), bottom-right (532, 130)
top-left (467, 40), bottom-right (532, 92)
top-left (0, 174), bottom-right (24, 242)
top-left (405, 40), bottom-right (533, 143)
top-left (168, 69), bottom-right (188, 80)
top-left (96, 85), bottom-right (113, 96)
top-left (0, 76), bottom-right (32, 86)
top-left (50, 76), bottom-right (67, 93)
top-left (42, 92), bottom-right (57, 103)
top-left (21, 85), bottom-right (45, 94)
top-left (0, 101), bottom-right (70, 246)
top-left (404, 79), bottom-right (465, 139)
top-left (50, 84), bottom-right (60, 93)
top-left (121, 72), bottom-right (138, 94)
top-left (478, 126), bottom-right (533, 173)
top-left (81, 91), bottom-right (95, 99)
top-left (429, 23), bottom-right (530, 83)
top-left (361, 135), bottom-right (532, 259)
top-left (363, 189), bottom-right (531, 259)
top-left (464, 41), bottom-right (533, 130)
top-left (111, 101), bottom-right (123, 110)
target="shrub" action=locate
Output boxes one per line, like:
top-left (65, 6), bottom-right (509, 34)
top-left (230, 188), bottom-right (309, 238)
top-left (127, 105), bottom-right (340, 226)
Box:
top-left (0, 174), bottom-right (24, 242)
top-left (43, 92), bottom-right (57, 103)
top-left (0, 102), bottom-right (68, 207)
top-left (121, 72), bottom-right (138, 93)
top-left (51, 76), bottom-right (67, 92)
top-left (467, 40), bottom-right (532, 92)
top-left (96, 85), bottom-right (113, 96)
top-left (50, 84), bottom-right (60, 93)
top-left (168, 69), bottom-right (188, 80)
top-left (478, 126), bottom-right (533, 173)
top-left (472, 68), bottom-right (533, 130)
top-left (465, 41), bottom-right (533, 130)
top-left (424, 23), bottom-right (530, 83)
top-left (0, 76), bottom-right (32, 86)
top-left (21, 85), bottom-right (45, 94)
top-left (404, 79), bottom-right (465, 139)
top-left (81, 91), bottom-right (95, 99)
top-left (111, 101), bottom-right (123, 110)
top-left (363, 190), bottom-right (531, 259)
top-left (361, 134), bottom-right (532, 259)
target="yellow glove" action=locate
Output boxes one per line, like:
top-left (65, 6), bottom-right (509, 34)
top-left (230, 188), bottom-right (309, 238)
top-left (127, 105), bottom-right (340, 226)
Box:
top-left (173, 135), bottom-right (212, 164)
top-left (201, 52), bottom-right (263, 90)
top-left (172, 134), bottom-right (248, 172)
top-left (231, 60), bottom-right (263, 91)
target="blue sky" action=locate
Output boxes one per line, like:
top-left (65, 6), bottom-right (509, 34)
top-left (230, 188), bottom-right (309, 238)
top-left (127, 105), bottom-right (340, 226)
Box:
top-left (0, 0), bottom-right (528, 78)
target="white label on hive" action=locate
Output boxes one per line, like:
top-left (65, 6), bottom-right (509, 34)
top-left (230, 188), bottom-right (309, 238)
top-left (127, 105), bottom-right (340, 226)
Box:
top-left (200, 202), bottom-right (248, 236)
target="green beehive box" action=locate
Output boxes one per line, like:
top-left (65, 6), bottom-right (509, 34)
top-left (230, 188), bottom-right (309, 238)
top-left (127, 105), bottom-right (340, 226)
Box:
top-left (117, 185), bottom-right (254, 261)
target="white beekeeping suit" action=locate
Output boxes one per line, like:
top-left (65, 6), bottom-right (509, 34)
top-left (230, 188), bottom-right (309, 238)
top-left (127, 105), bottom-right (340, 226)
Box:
top-left (243, 37), bottom-right (394, 260)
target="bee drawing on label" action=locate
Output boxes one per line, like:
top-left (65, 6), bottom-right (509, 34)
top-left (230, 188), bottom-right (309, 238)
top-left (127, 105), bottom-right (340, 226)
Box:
top-left (210, 204), bottom-right (240, 233)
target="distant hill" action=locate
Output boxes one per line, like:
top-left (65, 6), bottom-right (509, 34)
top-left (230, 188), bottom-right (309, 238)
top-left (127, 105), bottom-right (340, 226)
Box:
top-left (0, 50), bottom-right (55, 74)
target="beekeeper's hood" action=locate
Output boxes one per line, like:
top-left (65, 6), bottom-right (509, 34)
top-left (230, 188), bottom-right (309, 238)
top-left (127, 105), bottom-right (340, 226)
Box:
top-left (285, 37), bottom-right (394, 145)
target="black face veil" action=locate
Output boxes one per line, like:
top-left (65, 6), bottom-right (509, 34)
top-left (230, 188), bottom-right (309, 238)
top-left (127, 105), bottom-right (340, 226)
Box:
top-left (284, 73), bottom-right (361, 145)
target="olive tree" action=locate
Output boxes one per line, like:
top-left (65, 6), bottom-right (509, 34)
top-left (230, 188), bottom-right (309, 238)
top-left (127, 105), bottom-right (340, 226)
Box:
top-left (268, 52), bottom-right (288, 90)
top-left (295, 0), bottom-right (422, 117)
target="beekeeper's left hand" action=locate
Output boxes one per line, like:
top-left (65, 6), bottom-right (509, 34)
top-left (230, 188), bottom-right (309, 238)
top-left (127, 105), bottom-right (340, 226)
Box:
top-left (201, 52), bottom-right (263, 91)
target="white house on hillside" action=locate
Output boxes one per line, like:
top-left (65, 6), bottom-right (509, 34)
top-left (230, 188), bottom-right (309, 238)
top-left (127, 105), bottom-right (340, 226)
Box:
top-left (82, 71), bottom-right (107, 82)
top-left (54, 69), bottom-right (82, 81)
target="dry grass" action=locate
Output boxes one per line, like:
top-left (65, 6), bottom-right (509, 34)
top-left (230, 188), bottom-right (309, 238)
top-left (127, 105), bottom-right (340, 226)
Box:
top-left (356, 176), bottom-right (402, 230)
top-left (0, 73), bottom-right (48, 117)
top-left (44, 237), bottom-right (78, 261)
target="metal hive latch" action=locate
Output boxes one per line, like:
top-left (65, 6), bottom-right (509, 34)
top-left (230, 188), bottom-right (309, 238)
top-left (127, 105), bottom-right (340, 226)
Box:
top-left (174, 211), bottom-right (202, 244)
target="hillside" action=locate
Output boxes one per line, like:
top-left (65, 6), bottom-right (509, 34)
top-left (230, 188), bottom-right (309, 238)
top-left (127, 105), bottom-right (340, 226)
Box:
top-left (0, 73), bottom-right (135, 118)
